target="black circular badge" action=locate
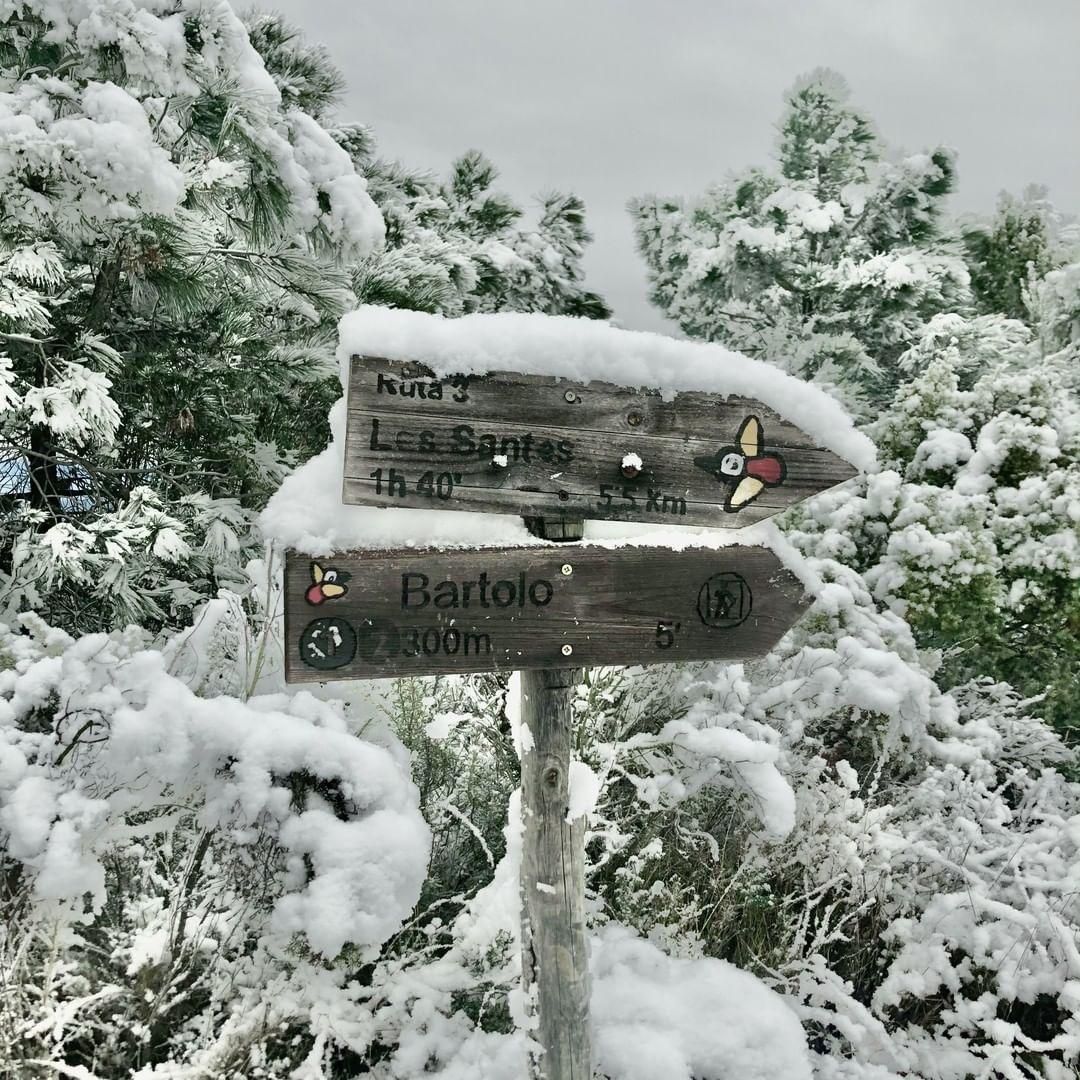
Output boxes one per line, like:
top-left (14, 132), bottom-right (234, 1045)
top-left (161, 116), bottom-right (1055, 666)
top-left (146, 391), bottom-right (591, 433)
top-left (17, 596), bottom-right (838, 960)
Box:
top-left (299, 617), bottom-right (357, 671)
top-left (697, 572), bottom-right (753, 629)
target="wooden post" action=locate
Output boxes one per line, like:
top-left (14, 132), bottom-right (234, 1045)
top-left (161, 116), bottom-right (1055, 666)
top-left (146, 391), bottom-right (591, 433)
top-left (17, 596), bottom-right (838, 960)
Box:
top-left (519, 517), bottom-right (591, 1080)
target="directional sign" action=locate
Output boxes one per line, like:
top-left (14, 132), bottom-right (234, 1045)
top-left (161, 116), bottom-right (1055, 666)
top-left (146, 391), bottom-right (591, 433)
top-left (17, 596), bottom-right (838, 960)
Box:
top-left (284, 544), bottom-right (808, 682)
top-left (342, 356), bottom-right (857, 528)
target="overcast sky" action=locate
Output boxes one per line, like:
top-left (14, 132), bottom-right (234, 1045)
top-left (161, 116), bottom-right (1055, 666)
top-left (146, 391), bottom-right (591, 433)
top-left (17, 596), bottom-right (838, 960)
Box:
top-left (266, 1), bottom-right (1080, 332)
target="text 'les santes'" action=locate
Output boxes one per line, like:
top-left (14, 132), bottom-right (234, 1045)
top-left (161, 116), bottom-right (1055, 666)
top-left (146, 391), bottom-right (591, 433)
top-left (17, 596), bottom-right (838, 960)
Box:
top-left (368, 418), bottom-right (574, 465)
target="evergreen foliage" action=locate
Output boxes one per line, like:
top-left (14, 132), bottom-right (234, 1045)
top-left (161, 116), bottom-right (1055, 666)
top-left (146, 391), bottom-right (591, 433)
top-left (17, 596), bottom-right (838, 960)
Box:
top-left (618, 64), bottom-right (1080, 1080)
top-left (0, 1), bottom-right (376, 632)
top-left (631, 70), bottom-right (1080, 743)
top-left (962, 187), bottom-right (1059, 322)
top-left (871, 318), bottom-right (1079, 733)
top-left (0, 6), bottom-right (608, 635)
top-left (631, 69), bottom-right (969, 411)
top-left (353, 147), bottom-right (611, 319)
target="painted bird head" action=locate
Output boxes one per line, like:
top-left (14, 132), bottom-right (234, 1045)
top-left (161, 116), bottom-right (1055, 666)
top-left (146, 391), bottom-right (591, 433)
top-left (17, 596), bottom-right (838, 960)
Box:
top-left (305, 562), bottom-right (351, 605)
top-left (716, 450), bottom-right (746, 477)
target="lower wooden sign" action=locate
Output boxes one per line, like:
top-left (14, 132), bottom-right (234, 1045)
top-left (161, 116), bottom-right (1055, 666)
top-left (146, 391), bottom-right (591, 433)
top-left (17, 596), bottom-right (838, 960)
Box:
top-left (284, 545), bottom-right (808, 681)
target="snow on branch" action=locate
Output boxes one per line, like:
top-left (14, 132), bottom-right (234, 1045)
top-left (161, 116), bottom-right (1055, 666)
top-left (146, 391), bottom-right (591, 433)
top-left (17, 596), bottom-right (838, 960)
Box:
top-left (0, 616), bottom-right (429, 958)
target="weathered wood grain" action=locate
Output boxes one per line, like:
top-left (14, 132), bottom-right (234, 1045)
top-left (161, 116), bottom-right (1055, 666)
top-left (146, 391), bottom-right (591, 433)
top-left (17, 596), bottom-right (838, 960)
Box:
top-left (350, 356), bottom-right (829, 449)
top-left (343, 410), bottom-right (850, 522)
top-left (342, 356), bottom-right (858, 528)
top-left (519, 667), bottom-right (591, 1080)
top-left (283, 544), bottom-right (809, 682)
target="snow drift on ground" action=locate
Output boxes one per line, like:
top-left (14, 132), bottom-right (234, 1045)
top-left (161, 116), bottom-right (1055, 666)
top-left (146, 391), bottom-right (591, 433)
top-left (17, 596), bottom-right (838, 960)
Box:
top-left (394, 790), bottom-right (812, 1080)
top-left (590, 924), bottom-right (812, 1080)
top-left (424, 924), bottom-right (813, 1080)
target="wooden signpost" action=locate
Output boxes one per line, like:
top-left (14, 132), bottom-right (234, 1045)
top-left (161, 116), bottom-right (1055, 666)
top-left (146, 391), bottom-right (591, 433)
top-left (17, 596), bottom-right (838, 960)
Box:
top-left (284, 354), bottom-right (860, 1080)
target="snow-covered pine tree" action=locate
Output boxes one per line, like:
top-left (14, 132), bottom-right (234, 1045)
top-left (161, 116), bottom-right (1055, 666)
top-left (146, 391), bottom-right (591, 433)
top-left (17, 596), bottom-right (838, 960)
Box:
top-left (0, 0), bottom-right (382, 632)
top-left (630, 69), bottom-right (969, 411)
top-left (1034, 251), bottom-right (1080, 356)
top-left (0, 8), bottom-right (610, 637)
top-left (962, 187), bottom-right (1061, 322)
top-left (353, 145), bottom-right (611, 319)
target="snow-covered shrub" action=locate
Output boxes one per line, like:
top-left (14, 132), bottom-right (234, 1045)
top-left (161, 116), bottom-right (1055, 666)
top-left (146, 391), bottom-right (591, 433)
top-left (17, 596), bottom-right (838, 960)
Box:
top-left (788, 313), bottom-right (1080, 733)
top-left (574, 566), bottom-right (1080, 1078)
top-left (292, 665), bottom-right (817, 1080)
top-left (0, 611), bottom-right (429, 1077)
top-left (386, 672), bottom-right (520, 951)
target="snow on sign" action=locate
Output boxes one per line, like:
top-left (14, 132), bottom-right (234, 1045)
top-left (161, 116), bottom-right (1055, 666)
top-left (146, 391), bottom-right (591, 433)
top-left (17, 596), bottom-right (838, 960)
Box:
top-left (284, 545), bottom-right (808, 682)
top-left (342, 357), bottom-right (858, 527)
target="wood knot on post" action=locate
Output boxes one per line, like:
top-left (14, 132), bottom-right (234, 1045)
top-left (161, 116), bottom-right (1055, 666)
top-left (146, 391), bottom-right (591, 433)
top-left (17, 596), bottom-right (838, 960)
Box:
top-left (543, 766), bottom-right (561, 788)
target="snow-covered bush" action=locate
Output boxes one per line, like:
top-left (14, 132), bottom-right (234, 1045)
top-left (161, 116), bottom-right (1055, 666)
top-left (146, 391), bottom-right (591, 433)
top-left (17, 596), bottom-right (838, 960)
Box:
top-left (563, 553), bottom-right (1079, 1078)
top-left (264, 663), bottom-right (815, 1080)
top-left (0, 603), bottom-right (429, 1077)
top-left (787, 313), bottom-right (1080, 733)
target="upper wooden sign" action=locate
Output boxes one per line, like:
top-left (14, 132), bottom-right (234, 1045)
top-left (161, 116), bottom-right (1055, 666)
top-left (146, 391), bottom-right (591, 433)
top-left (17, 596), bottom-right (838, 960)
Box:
top-left (342, 356), bottom-right (858, 528)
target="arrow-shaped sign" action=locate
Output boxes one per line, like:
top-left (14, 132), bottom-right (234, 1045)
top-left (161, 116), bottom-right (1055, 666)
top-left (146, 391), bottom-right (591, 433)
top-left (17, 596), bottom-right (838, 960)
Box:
top-left (341, 356), bottom-right (857, 527)
top-left (284, 544), bottom-right (808, 682)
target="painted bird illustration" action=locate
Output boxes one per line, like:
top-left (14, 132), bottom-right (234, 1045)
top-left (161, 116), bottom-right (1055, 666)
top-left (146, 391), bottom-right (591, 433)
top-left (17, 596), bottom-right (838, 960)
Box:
top-left (305, 562), bottom-right (351, 605)
top-left (694, 416), bottom-right (787, 512)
